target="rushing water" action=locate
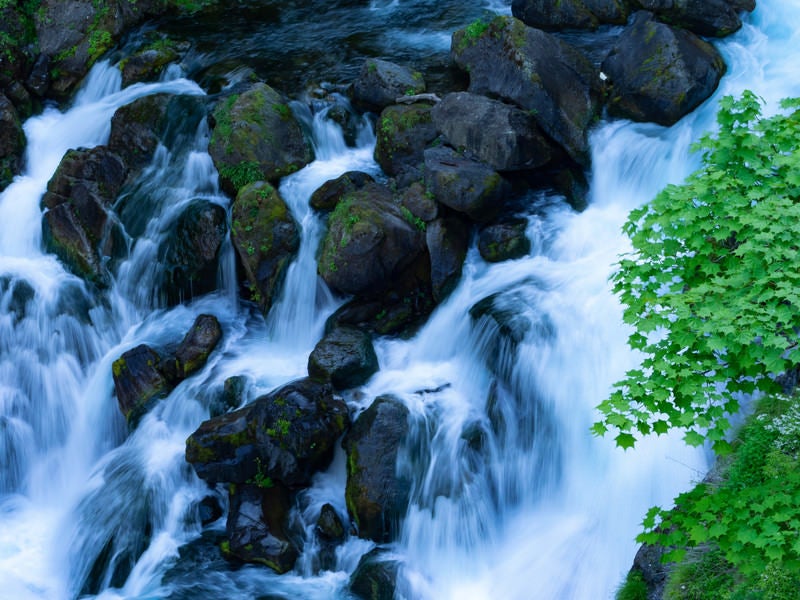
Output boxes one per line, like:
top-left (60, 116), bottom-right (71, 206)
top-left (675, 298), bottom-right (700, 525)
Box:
top-left (2, 1), bottom-right (800, 599)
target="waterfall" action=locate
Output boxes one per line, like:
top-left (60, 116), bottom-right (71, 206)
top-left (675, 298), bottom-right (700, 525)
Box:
top-left (1, 1), bottom-right (799, 599)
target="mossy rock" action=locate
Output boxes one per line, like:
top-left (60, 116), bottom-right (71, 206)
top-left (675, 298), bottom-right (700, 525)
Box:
top-left (307, 325), bottom-right (379, 390)
top-left (208, 82), bottom-right (313, 195)
top-left (373, 104), bottom-right (437, 179)
top-left (230, 181), bottom-right (300, 313)
top-left (351, 58), bottom-right (426, 112)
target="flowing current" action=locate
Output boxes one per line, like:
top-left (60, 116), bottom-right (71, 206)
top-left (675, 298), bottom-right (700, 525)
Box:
top-left (1, 1), bottom-right (799, 599)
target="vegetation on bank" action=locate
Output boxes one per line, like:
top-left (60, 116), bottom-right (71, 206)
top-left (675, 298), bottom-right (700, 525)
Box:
top-left (603, 93), bottom-right (800, 597)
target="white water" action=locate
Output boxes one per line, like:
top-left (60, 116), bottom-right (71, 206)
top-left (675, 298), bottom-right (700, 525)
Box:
top-left (1, 1), bottom-right (799, 599)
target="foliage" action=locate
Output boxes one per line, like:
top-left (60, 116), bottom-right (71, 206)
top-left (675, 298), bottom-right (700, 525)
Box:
top-left (640, 394), bottom-right (800, 587)
top-left (615, 570), bottom-right (648, 600)
top-left (219, 161), bottom-right (263, 192)
top-left (594, 92), bottom-right (800, 453)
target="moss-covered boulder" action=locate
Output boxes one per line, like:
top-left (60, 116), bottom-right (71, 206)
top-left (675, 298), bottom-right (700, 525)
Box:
top-left (426, 216), bottom-right (470, 303)
top-left (423, 146), bottom-right (508, 223)
top-left (318, 182), bottom-right (426, 296)
top-left (309, 171), bottom-right (375, 212)
top-left (223, 482), bottom-right (298, 573)
top-left (601, 11), bottom-right (727, 126)
top-left (634, 0), bottom-right (748, 38)
top-left (172, 313), bottom-right (223, 380)
top-left (230, 181), bottom-right (300, 313)
top-left (374, 104), bottom-right (437, 180)
top-left (452, 15), bottom-right (600, 165)
top-left (351, 58), bottom-right (426, 113)
top-left (41, 146), bottom-right (128, 286)
top-left (308, 326), bottom-right (379, 390)
top-left (108, 94), bottom-right (171, 172)
top-left (431, 92), bottom-right (555, 173)
top-left (160, 200), bottom-right (227, 305)
top-left (207, 83), bottom-right (313, 196)
top-left (343, 396), bottom-right (411, 543)
top-left (185, 378), bottom-right (348, 488)
top-left (478, 218), bottom-right (531, 263)
top-left (120, 38), bottom-right (181, 87)
top-left (0, 93), bottom-right (26, 191)
top-left (511, 0), bottom-right (630, 31)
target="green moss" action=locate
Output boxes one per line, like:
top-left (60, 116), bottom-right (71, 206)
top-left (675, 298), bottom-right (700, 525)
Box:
top-left (272, 102), bottom-right (292, 121)
top-left (219, 161), bottom-right (264, 192)
top-left (112, 356), bottom-right (126, 378)
top-left (457, 18), bottom-right (489, 52)
top-left (220, 539), bottom-right (231, 555)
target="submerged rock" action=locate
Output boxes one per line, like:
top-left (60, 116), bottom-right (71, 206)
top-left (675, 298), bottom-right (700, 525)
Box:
top-left (208, 83), bottom-right (313, 195)
top-left (230, 181), bottom-right (300, 313)
top-left (186, 378), bottom-right (348, 488)
top-left (343, 396), bottom-right (411, 543)
top-left (349, 548), bottom-right (400, 600)
top-left (478, 218), bottom-right (531, 263)
top-left (452, 15), bottom-right (600, 165)
top-left (601, 11), bottom-right (727, 126)
top-left (511, 0), bottom-right (630, 31)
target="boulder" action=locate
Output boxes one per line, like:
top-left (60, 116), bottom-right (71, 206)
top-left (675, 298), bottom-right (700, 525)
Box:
top-left (112, 314), bottom-right (222, 425)
top-left (634, 0), bottom-right (743, 37)
top-left (423, 146), bottom-right (507, 223)
top-left (185, 378), bottom-right (348, 488)
top-left (120, 39), bottom-right (181, 87)
top-left (41, 146), bottom-right (128, 286)
top-left (478, 218), bottom-right (531, 263)
top-left (349, 548), bottom-right (399, 600)
top-left (511, 0), bottom-right (630, 30)
top-left (112, 344), bottom-right (172, 426)
top-left (316, 502), bottom-right (346, 572)
top-left (431, 92), bottom-right (554, 172)
top-left (399, 181), bottom-right (438, 223)
top-left (601, 11), bottom-right (727, 126)
top-left (309, 171), bottom-right (375, 212)
top-left (318, 182), bottom-right (426, 296)
top-left (208, 83), bottom-right (313, 195)
top-left (351, 58), bottom-right (426, 112)
top-left (223, 483), bottom-right (298, 573)
top-left (307, 326), bottom-right (379, 390)
top-left (426, 216), bottom-right (470, 303)
top-left (373, 104), bottom-right (438, 179)
top-left (108, 94), bottom-right (171, 172)
top-left (160, 200), bottom-right (227, 305)
top-left (0, 93), bottom-right (25, 190)
top-left (452, 16), bottom-right (600, 165)
top-left (343, 396), bottom-right (411, 542)
top-left (230, 181), bottom-right (300, 313)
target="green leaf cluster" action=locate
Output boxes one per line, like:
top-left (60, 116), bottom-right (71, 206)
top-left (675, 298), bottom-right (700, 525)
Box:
top-left (595, 92), bottom-right (800, 453)
top-left (638, 394), bottom-right (800, 594)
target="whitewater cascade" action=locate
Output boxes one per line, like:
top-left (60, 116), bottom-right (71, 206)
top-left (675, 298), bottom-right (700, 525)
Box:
top-left (1, 1), bottom-right (799, 599)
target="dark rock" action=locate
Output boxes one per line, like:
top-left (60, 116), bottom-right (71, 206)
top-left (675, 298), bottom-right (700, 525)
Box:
top-left (423, 146), bottom-right (508, 223)
top-left (208, 83), bottom-right (313, 196)
top-left (109, 94), bottom-right (171, 172)
top-left (431, 92), bottom-right (554, 172)
top-left (160, 200), bottom-right (227, 305)
top-left (216, 375), bottom-right (247, 414)
top-left (630, 541), bottom-right (670, 600)
top-left (0, 93), bottom-right (25, 190)
top-left (0, 278), bottom-right (35, 324)
top-left (173, 314), bottom-right (223, 380)
top-left (478, 218), bottom-right (531, 263)
top-left (308, 326), bottom-right (379, 390)
top-left (316, 503), bottom-right (346, 542)
top-left (426, 216), bottom-right (470, 302)
top-left (511, 0), bottom-right (630, 31)
top-left (224, 482), bottom-right (298, 574)
top-left (198, 495), bottom-right (224, 526)
top-left (0, 6), bottom-right (36, 98)
top-left (309, 171), bottom-right (375, 212)
top-left (373, 104), bottom-right (438, 179)
top-left (343, 396), bottom-right (411, 542)
top-left (230, 181), bottom-right (300, 313)
top-left (349, 548), bottom-right (399, 600)
top-left (601, 12), bottom-right (727, 126)
top-left (318, 182), bottom-right (426, 297)
top-left (634, 0), bottom-right (742, 37)
top-left (26, 54), bottom-right (51, 98)
top-left (41, 146), bottom-right (129, 285)
top-left (399, 181), bottom-right (438, 223)
top-left (352, 58), bottom-right (426, 112)
top-left (120, 42), bottom-right (180, 87)
top-left (185, 378), bottom-right (349, 488)
top-left (112, 344), bottom-right (172, 426)
top-left (452, 16), bottom-right (600, 165)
